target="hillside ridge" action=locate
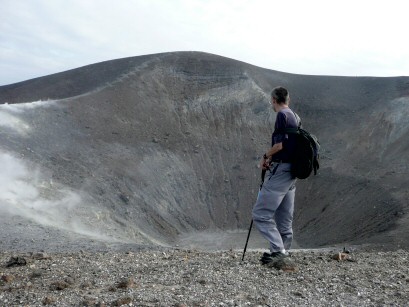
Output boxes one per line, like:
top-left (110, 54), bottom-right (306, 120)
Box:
top-left (0, 51), bottom-right (408, 251)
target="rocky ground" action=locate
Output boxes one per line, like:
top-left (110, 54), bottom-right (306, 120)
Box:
top-left (1, 248), bottom-right (408, 306)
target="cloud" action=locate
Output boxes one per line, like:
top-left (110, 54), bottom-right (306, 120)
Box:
top-left (1, 0), bottom-right (409, 85)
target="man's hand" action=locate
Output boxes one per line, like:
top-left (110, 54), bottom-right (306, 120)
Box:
top-left (260, 143), bottom-right (283, 169)
top-left (259, 155), bottom-right (270, 170)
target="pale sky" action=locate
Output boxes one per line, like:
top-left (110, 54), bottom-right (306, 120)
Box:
top-left (1, 0), bottom-right (409, 86)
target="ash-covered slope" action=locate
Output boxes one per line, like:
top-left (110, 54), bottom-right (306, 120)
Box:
top-left (0, 51), bottom-right (408, 249)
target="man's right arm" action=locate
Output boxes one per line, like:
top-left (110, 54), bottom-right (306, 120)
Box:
top-left (259, 142), bottom-right (283, 169)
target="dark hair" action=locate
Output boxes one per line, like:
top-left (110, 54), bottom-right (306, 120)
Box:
top-left (271, 86), bottom-right (289, 104)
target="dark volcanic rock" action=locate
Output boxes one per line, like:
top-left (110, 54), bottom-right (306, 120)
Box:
top-left (6, 257), bottom-right (27, 267)
top-left (1, 249), bottom-right (408, 306)
top-left (0, 51), bottom-right (408, 250)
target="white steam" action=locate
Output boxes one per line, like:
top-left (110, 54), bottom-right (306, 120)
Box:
top-left (0, 108), bottom-right (31, 135)
top-left (0, 100), bottom-right (136, 244)
top-left (0, 152), bottom-right (80, 227)
top-left (0, 100), bottom-right (56, 136)
top-left (1, 100), bottom-right (56, 111)
top-left (0, 151), bottom-right (128, 242)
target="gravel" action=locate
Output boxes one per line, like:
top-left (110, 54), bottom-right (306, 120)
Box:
top-left (1, 248), bottom-right (408, 306)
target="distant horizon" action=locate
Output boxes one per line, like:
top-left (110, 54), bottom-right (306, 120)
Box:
top-left (2, 50), bottom-right (409, 87)
top-left (2, 0), bottom-right (409, 86)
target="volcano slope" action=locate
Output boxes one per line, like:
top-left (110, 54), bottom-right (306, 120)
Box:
top-left (0, 51), bottom-right (408, 251)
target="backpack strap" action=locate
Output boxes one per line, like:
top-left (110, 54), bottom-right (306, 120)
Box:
top-left (292, 111), bottom-right (302, 128)
top-left (274, 127), bottom-right (300, 136)
top-left (274, 109), bottom-right (301, 135)
top-left (277, 127), bottom-right (299, 134)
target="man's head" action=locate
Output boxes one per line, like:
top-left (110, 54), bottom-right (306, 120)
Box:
top-left (270, 86), bottom-right (290, 112)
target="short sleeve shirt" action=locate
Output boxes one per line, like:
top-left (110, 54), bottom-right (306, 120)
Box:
top-left (271, 108), bottom-right (300, 162)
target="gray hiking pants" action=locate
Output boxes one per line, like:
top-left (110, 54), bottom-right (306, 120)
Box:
top-left (252, 163), bottom-right (296, 253)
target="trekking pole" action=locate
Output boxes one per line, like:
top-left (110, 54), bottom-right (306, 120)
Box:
top-left (241, 169), bottom-right (266, 262)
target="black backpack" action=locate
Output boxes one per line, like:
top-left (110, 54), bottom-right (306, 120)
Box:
top-left (276, 127), bottom-right (320, 179)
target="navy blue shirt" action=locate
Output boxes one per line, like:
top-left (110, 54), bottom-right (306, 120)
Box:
top-left (271, 108), bottom-right (300, 162)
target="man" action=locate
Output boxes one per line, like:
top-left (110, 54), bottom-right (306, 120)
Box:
top-left (252, 86), bottom-right (299, 264)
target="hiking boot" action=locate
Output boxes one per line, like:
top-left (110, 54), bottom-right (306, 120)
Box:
top-left (260, 252), bottom-right (272, 260)
top-left (260, 252), bottom-right (288, 265)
